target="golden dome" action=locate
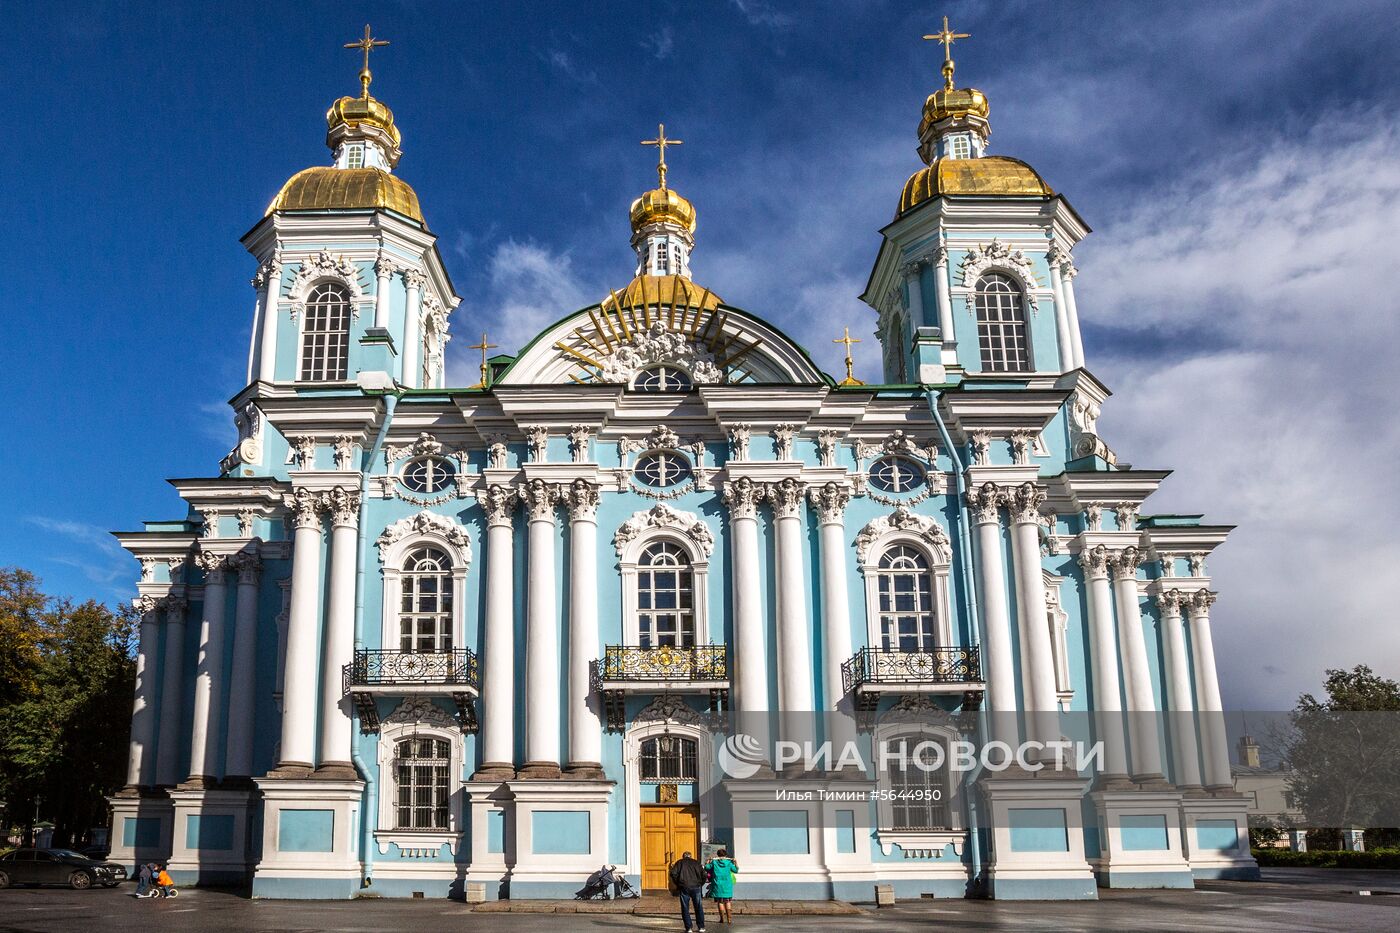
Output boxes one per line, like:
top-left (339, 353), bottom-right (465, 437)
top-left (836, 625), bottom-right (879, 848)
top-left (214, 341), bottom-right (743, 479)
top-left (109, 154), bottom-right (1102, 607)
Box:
top-left (326, 93), bottom-right (401, 148)
top-left (920, 86), bottom-right (989, 135)
top-left (897, 156), bottom-right (1053, 216)
top-left (266, 166), bottom-right (424, 222)
top-left (629, 187), bottom-right (697, 234)
top-left (605, 274), bottom-right (723, 313)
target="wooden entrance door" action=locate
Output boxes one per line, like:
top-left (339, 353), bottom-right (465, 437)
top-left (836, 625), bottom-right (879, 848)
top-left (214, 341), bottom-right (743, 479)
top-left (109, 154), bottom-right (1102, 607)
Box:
top-left (640, 804), bottom-right (700, 892)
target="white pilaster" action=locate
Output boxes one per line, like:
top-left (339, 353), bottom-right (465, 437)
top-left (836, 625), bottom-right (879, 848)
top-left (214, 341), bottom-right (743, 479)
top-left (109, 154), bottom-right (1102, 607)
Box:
top-left (967, 483), bottom-right (1018, 743)
top-left (770, 478), bottom-right (814, 716)
top-left (520, 480), bottom-right (562, 778)
top-left (373, 257), bottom-right (396, 330)
top-left (475, 485), bottom-right (518, 779)
top-left (1061, 261), bottom-right (1085, 369)
top-left (402, 268), bottom-right (424, 387)
top-left (276, 489), bottom-right (325, 771)
top-left (1156, 590), bottom-right (1204, 791)
top-left (126, 596), bottom-right (162, 788)
top-left (257, 260), bottom-right (281, 384)
top-left (318, 488), bottom-right (360, 774)
top-left (564, 481), bottom-right (604, 776)
top-left (1006, 483), bottom-right (1060, 748)
top-left (1110, 548), bottom-right (1165, 782)
top-left (723, 477), bottom-right (769, 717)
top-left (933, 247), bottom-right (956, 350)
top-left (1078, 546), bottom-right (1130, 782)
top-left (155, 595), bottom-right (188, 786)
top-left (1046, 249), bottom-right (1074, 372)
top-left (223, 551), bottom-right (262, 779)
top-left (1187, 591), bottom-right (1232, 791)
top-left (188, 552), bottom-right (230, 781)
top-left (809, 483), bottom-right (853, 711)
top-left (904, 263), bottom-right (926, 331)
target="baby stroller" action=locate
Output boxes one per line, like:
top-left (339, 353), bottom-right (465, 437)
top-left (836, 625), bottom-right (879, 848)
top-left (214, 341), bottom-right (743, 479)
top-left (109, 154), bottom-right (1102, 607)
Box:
top-left (574, 864), bottom-right (639, 900)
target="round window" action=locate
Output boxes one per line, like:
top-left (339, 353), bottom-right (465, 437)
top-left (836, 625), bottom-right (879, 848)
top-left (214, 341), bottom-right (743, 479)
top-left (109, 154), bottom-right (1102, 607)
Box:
top-left (868, 456), bottom-right (925, 493)
top-left (634, 452), bottom-right (693, 488)
top-left (634, 366), bottom-right (693, 392)
top-left (402, 457), bottom-right (457, 494)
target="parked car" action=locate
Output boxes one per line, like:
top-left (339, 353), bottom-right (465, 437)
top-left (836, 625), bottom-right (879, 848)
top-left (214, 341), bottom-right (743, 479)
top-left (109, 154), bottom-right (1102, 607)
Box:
top-left (77, 844), bottom-right (110, 861)
top-left (0, 848), bottom-right (127, 889)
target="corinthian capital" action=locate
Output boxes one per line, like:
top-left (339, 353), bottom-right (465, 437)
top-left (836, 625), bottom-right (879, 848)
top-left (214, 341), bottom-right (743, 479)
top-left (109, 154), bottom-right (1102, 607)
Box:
top-left (768, 477), bottom-right (806, 518)
top-left (1077, 543), bottom-right (1110, 578)
top-left (229, 550), bottom-right (263, 584)
top-left (965, 482), bottom-right (1003, 524)
top-left (727, 424), bottom-right (751, 461)
top-left (476, 483), bottom-right (519, 527)
top-left (523, 426), bottom-right (549, 463)
top-left (133, 594), bottom-right (161, 616)
top-left (1109, 546), bottom-right (1144, 580)
top-left (374, 257), bottom-right (399, 278)
top-left (1154, 588), bottom-right (1183, 617)
top-left (195, 550), bottom-right (228, 579)
top-left (807, 482), bottom-right (851, 525)
top-left (721, 476), bottom-right (763, 520)
top-left (402, 268), bottom-right (426, 289)
top-left (326, 487), bottom-right (361, 527)
top-left (564, 479), bottom-right (601, 522)
top-left (1005, 482), bottom-right (1047, 525)
top-left (288, 487), bottom-right (324, 530)
top-left (161, 595), bottom-right (188, 619)
top-left (519, 478), bottom-right (560, 522)
top-left (1188, 590), bottom-right (1218, 615)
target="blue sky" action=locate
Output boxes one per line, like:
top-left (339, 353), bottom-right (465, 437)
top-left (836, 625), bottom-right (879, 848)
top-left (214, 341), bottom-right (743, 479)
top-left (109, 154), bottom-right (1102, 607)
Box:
top-left (1, 1), bottom-right (1397, 708)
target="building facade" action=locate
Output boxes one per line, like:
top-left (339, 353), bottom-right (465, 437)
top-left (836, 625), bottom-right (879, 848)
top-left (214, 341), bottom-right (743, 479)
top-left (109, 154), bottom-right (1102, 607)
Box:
top-left (108, 31), bottom-right (1258, 900)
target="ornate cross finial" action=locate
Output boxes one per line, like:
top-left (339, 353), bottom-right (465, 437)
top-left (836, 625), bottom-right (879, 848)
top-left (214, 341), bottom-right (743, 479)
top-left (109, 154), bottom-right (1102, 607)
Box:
top-left (468, 332), bottom-right (498, 389)
top-left (834, 327), bottom-right (864, 386)
top-left (923, 15), bottom-right (970, 91)
top-left (345, 24), bottom-right (390, 98)
top-left (641, 122), bottom-right (683, 190)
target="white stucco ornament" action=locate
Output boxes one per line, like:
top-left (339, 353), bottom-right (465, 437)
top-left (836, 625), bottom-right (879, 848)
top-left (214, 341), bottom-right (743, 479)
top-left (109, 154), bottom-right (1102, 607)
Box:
top-left (376, 509), bottom-right (472, 564)
top-left (854, 507), bottom-right (950, 564)
top-left (612, 503), bottom-right (714, 557)
top-left (958, 239), bottom-right (1040, 314)
top-left (598, 321), bottom-right (723, 385)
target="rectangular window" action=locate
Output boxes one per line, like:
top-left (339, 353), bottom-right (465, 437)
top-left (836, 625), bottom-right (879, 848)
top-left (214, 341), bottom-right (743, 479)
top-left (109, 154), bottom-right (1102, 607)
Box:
top-left (949, 136), bottom-right (971, 159)
top-left (347, 144), bottom-right (364, 169)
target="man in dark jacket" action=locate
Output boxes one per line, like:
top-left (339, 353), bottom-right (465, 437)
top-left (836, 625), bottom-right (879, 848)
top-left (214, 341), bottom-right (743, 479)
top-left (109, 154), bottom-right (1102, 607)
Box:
top-left (669, 851), bottom-right (707, 932)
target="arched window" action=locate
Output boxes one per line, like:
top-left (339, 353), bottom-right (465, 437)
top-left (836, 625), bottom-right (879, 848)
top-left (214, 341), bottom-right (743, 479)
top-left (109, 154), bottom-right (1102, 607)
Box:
top-left (640, 734), bottom-right (698, 783)
top-left (394, 736), bottom-right (450, 830)
top-left (634, 366), bottom-right (693, 392)
top-left (886, 737), bottom-right (951, 830)
top-left (974, 273), bottom-right (1030, 373)
top-left (636, 540), bottom-right (695, 648)
top-left (400, 546), bottom-right (454, 653)
top-left (875, 545), bottom-right (937, 652)
top-left (299, 282), bottom-right (351, 381)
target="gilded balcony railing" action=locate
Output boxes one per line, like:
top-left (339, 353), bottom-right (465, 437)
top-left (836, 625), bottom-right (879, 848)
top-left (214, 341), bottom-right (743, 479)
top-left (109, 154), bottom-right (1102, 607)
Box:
top-left (841, 647), bottom-right (982, 694)
top-left (347, 648), bottom-right (480, 689)
top-left (599, 644), bottom-right (728, 683)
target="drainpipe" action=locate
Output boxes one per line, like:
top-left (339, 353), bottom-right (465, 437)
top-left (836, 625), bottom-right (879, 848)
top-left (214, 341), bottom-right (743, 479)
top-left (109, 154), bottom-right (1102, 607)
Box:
top-left (352, 390), bottom-right (400, 888)
top-left (924, 387), bottom-right (987, 896)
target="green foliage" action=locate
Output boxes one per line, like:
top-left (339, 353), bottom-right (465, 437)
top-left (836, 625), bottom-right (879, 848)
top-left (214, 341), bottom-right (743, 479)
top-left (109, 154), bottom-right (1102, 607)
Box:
top-left (1252, 847), bottom-right (1400, 869)
top-left (1248, 816), bottom-right (1286, 849)
top-left (0, 571), bottom-right (136, 846)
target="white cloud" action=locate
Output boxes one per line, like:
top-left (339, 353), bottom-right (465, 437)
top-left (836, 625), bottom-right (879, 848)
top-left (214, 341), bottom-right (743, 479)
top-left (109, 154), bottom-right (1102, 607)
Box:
top-left (730, 0), bottom-right (795, 29)
top-left (1081, 114), bottom-right (1400, 708)
top-left (641, 26), bottom-right (675, 61)
top-left (26, 516), bottom-right (131, 589)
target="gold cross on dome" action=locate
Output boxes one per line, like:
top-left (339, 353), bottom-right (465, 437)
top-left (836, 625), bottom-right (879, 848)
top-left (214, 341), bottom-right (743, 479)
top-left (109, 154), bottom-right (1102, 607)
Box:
top-left (469, 332), bottom-right (498, 388)
top-left (641, 123), bottom-right (683, 190)
top-left (834, 327), bottom-right (864, 386)
top-left (344, 24), bottom-right (390, 98)
top-left (923, 16), bottom-right (970, 90)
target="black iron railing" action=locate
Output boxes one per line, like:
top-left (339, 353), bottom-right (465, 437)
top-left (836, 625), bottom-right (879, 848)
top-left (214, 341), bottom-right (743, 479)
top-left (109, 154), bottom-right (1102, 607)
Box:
top-left (347, 648), bottom-right (479, 689)
top-left (842, 647), bottom-right (981, 693)
top-left (598, 645), bottom-right (728, 682)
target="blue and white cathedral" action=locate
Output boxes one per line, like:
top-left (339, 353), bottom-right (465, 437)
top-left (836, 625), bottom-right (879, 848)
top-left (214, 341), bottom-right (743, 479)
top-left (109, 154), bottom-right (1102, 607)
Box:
top-left (109, 24), bottom-right (1258, 900)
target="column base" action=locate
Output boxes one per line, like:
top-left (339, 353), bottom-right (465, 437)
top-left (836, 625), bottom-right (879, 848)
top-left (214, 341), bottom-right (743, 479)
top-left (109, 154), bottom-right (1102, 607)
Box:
top-left (980, 772), bottom-right (1098, 900)
top-left (516, 761), bottom-right (563, 780)
top-left (1131, 773), bottom-right (1174, 791)
top-left (564, 761), bottom-right (607, 780)
top-left (106, 792), bottom-right (174, 872)
top-left (1206, 784), bottom-right (1236, 796)
top-left (1093, 773), bottom-right (1137, 792)
top-left (252, 775), bottom-right (366, 898)
top-left (313, 762), bottom-right (360, 781)
top-left (264, 762), bottom-right (316, 779)
top-left (1176, 783), bottom-right (1209, 798)
top-left (1089, 788), bottom-right (1193, 889)
top-left (471, 763), bottom-right (518, 782)
top-left (166, 786), bottom-right (257, 887)
top-left (1180, 794), bottom-right (1259, 880)
top-left (506, 779), bottom-right (614, 898)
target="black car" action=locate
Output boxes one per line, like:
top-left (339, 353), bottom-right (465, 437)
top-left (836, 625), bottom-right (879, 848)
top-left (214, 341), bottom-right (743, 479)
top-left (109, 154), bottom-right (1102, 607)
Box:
top-left (0, 848), bottom-right (127, 889)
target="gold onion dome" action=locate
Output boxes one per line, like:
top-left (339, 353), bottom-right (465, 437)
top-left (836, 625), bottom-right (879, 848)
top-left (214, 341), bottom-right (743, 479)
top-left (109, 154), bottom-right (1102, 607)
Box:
top-left (266, 166), bottom-right (424, 222)
top-left (898, 157), bottom-right (1053, 215)
top-left (326, 92), bottom-right (402, 149)
top-left (920, 85), bottom-right (989, 136)
top-left (605, 274), bottom-right (722, 312)
top-left (629, 186), bottom-right (697, 234)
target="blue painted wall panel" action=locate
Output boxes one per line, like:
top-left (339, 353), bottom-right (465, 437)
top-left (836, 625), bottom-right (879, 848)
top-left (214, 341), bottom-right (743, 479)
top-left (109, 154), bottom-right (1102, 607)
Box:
top-left (533, 810), bottom-right (591, 855)
top-left (279, 809), bottom-right (335, 853)
top-left (1008, 807), bottom-right (1069, 853)
top-left (749, 809), bottom-right (810, 855)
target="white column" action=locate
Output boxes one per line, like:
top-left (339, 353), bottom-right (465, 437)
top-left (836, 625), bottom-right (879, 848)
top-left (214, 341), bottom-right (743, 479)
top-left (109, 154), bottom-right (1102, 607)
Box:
top-left (373, 257), bottom-right (397, 330)
top-left (188, 552), bottom-right (230, 782)
top-left (810, 483), bottom-right (856, 760)
top-left (1061, 261), bottom-right (1085, 369)
top-left (126, 596), bottom-right (163, 788)
top-left (1110, 547), bottom-right (1165, 781)
top-left (277, 489), bottom-right (325, 772)
top-left (933, 247), bottom-right (956, 348)
top-left (723, 478), bottom-right (769, 718)
top-left (257, 260), bottom-right (281, 384)
top-left (771, 479), bottom-right (814, 719)
top-left (318, 488), bottom-right (360, 775)
top-left (1006, 483), bottom-right (1060, 749)
top-left (223, 551), bottom-right (262, 780)
top-left (520, 480), bottom-right (562, 778)
top-left (1156, 590), bottom-right (1203, 791)
top-left (155, 595), bottom-right (188, 786)
top-left (967, 483), bottom-right (1018, 743)
top-left (1078, 546), bottom-right (1130, 781)
top-left (565, 481), bottom-right (604, 776)
top-left (1047, 248), bottom-right (1074, 371)
top-left (402, 269), bottom-right (424, 387)
top-left (1187, 591), bottom-right (1232, 791)
top-left (475, 485), bottom-right (518, 779)
top-left (247, 274), bottom-right (266, 384)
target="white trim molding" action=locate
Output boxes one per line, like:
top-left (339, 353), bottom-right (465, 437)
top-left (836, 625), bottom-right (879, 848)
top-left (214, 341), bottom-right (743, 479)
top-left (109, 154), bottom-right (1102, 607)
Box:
top-left (855, 508), bottom-right (954, 650)
top-left (614, 505), bottom-right (714, 646)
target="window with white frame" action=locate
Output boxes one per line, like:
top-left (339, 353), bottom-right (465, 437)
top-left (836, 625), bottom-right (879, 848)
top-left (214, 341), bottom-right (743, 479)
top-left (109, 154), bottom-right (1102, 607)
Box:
top-left (401, 457), bottom-right (456, 494)
top-left (636, 540), bottom-right (695, 647)
top-left (653, 240), bottom-right (670, 275)
top-left (974, 272), bottom-right (1030, 373)
top-left (875, 545), bottom-right (938, 652)
top-left (634, 451), bottom-right (692, 488)
top-left (299, 282), bottom-right (351, 381)
top-left (400, 546), bottom-right (454, 653)
top-left (393, 735), bottom-right (450, 830)
top-left (639, 734), bottom-right (698, 783)
top-left (948, 135), bottom-right (971, 160)
top-left (869, 456), bottom-right (926, 493)
top-left (634, 365), bottom-right (693, 392)
top-left (346, 144), bottom-right (365, 169)
top-left (884, 736), bottom-right (952, 830)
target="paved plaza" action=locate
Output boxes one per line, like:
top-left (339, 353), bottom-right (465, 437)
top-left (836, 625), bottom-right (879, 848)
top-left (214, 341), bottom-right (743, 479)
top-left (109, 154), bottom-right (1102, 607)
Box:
top-left (0, 870), bottom-right (1398, 932)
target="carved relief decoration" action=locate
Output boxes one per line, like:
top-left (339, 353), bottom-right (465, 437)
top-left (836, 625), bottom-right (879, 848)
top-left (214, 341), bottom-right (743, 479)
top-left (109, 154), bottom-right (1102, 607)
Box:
top-left (376, 509), bottom-right (472, 564)
top-left (613, 503), bottom-right (714, 558)
top-left (595, 321), bottom-right (723, 386)
top-left (854, 507), bottom-right (951, 564)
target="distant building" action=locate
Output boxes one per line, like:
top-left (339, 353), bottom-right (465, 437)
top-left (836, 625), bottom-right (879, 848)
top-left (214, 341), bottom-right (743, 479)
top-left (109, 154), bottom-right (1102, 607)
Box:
top-left (1232, 735), bottom-right (1304, 850)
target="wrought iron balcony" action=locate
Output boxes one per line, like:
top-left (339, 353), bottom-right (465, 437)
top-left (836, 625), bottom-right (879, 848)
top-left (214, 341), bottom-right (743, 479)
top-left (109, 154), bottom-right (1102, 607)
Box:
top-left (842, 647), bottom-right (984, 712)
top-left (344, 648), bottom-right (480, 735)
top-left (595, 645), bottom-right (729, 732)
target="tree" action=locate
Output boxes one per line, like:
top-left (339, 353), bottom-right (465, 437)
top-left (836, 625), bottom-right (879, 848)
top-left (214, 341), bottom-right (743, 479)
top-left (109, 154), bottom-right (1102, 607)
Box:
top-left (1285, 665), bottom-right (1400, 844)
top-left (0, 573), bottom-right (136, 847)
